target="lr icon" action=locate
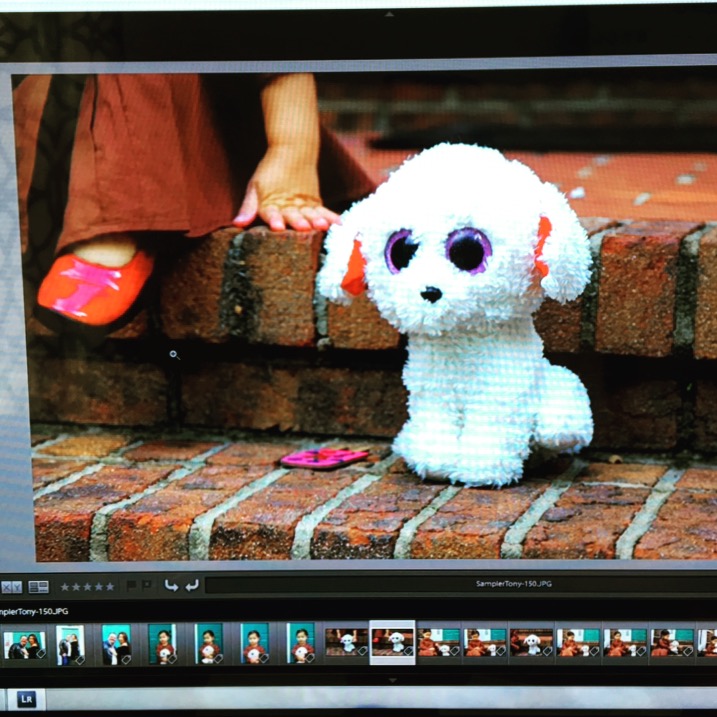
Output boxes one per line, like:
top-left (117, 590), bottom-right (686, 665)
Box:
top-left (17, 691), bottom-right (37, 709)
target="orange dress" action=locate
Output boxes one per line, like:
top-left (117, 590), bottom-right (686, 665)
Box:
top-left (15, 74), bottom-right (375, 255)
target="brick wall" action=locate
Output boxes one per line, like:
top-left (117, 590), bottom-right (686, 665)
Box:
top-left (24, 217), bottom-right (717, 455)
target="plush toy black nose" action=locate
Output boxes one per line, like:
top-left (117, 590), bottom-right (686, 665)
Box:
top-left (421, 286), bottom-right (442, 303)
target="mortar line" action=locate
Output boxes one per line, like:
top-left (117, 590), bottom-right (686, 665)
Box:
top-left (187, 468), bottom-right (290, 562)
top-left (187, 439), bottom-right (336, 561)
top-left (87, 442), bottom-right (231, 562)
top-left (393, 484), bottom-right (463, 560)
top-left (673, 225), bottom-right (706, 355)
top-left (291, 453), bottom-right (402, 560)
top-left (33, 463), bottom-right (105, 500)
top-left (500, 459), bottom-right (586, 559)
top-left (615, 467), bottom-right (685, 560)
top-left (114, 439), bottom-right (149, 457)
top-left (89, 466), bottom-right (197, 562)
top-left (579, 226), bottom-right (612, 351)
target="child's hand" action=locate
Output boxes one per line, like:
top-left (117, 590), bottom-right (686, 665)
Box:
top-left (233, 147), bottom-right (340, 232)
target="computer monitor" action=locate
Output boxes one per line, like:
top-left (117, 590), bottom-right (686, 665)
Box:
top-left (2, 2), bottom-right (717, 713)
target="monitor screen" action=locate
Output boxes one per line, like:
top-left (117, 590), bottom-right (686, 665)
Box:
top-left (2, 2), bottom-right (717, 713)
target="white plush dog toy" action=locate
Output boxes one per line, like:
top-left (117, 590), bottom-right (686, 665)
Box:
top-left (340, 634), bottom-right (356, 653)
top-left (389, 632), bottom-right (405, 653)
top-left (523, 634), bottom-right (542, 656)
top-left (319, 143), bottom-right (593, 487)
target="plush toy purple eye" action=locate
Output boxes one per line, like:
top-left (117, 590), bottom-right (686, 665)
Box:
top-left (385, 229), bottom-right (418, 274)
top-left (446, 227), bottom-right (491, 274)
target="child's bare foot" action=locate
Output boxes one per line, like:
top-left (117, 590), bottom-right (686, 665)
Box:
top-left (73, 234), bottom-right (138, 267)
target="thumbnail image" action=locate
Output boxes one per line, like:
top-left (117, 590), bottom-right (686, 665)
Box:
top-left (417, 628), bottom-right (460, 658)
top-left (241, 623), bottom-right (269, 665)
top-left (371, 628), bottom-right (415, 657)
top-left (149, 624), bottom-right (177, 665)
top-left (650, 629), bottom-right (694, 658)
top-left (20, 67), bottom-right (717, 564)
top-left (556, 628), bottom-right (601, 658)
top-left (196, 624), bottom-right (223, 665)
top-left (56, 626), bottom-right (85, 666)
top-left (603, 629), bottom-right (648, 658)
top-left (101, 625), bottom-right (132, 666)
top-left (287, 623), bottom-right (316, 664)
top-left (463, 628), bottom-right (506, 658)
top-left (4, 631), bottom-right (46, 660)
top-left (510, 628), bottom-right (553, 658)
top-left (698, 629), bottom-right (717, 657)
top-left (325, 628), bottom-right (369, 657)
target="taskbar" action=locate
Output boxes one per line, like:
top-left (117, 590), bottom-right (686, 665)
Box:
top-left (2, 685), bottom-right (717, 713)
top-left (0, 571), bottom-right (714, 600)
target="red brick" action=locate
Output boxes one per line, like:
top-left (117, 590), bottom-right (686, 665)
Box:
top-left (28, 356), bottom-right (167, 426)
top-left (411, 480), bottom-right (550, 560)
top-left (123, 440), bottom-right (222, 462)
top-left (534, 298), bottom-right (583, 354)
top-left (634, 469), bottom-right (717, 559)
top-left (34, 465), bottom-right (176, 561)
top-left (182, 363), bottom-right (406, 437)
top-left (107, 465), bottom-right (269, 561)
top-left (523, 481), bottom-right (650, 559)
top-left (575, 462), bottom-right (667, 487)
top-left (182, 363), bottom-right (300, 431)
top-left (310, 470), bottom-right (444, 559)
top-left (595, 221), bottom-right (698, 356)
top-left (37, 434), bottom-right (131, 458)
top-left (694, 227), bottom-right (717, 359)
top-left (675, 468), bottom-right (717, 490)
top-left (296, 367), bottom-right (406, 436)
top-left (208, 440), bottom-right (302, 467)
top-left (235, 227), bottom-right (323, 347)
top-left (209, 469), bottom-right (362, 560)
top-left (589, 374), bottom-right (680, 451)
top-left (160, 229), bottom-right (235, 343)
top-left (694, 378), bottom-right (717, 451)
top-left (32, 460), bottom-right (91, 490)
top-left (326, 295), bottom-right (401, 350)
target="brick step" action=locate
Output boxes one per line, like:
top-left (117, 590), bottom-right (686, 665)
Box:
top-left (32, 426), bottom-right (717, 562)
top-left (25, 219), bottom-right (717, 454)
top-left (27, 218), bottom-right (717, 356)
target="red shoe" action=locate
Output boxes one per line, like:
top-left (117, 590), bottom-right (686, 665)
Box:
top-left (37, 249), bottom-right (154, 327)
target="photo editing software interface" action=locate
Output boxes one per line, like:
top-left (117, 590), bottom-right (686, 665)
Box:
top-left (4, 2), bottom-right (717, 713)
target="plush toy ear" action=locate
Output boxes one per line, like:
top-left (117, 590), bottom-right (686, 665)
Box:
top-left (535, 181), bottom-right (592, 303)
top-left (340, 236), bottom-right (367, 298)
top-left (317, 205), bottom-right (367, 305)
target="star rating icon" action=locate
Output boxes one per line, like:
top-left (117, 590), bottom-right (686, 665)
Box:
top-left (72, 583), bottom-right (81, 591)
top-left (106, 582), bottom-right (114, 592)
top-left (61, 583), bottom-right (69, 591)
top-left (95, 582), bottom-right (103, 591)
top-left (84, 583), bottom-right (92, 591)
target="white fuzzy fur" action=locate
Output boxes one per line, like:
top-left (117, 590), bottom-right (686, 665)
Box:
top-left (524, 634), bottom-right (541, 656)
top-left (318, 143), bottom-right (593, 487)
top-left (389, 632), bottom-right (405, 652)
